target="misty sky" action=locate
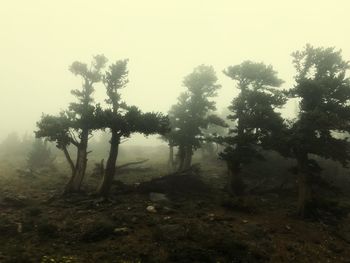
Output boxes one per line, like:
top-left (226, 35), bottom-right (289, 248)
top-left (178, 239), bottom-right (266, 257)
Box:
top-left (1, 0), bottom-right (350, 143)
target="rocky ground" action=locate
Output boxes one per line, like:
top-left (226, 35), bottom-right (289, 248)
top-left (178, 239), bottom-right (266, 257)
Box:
top-left (1, 166), bottom-right (350, 263)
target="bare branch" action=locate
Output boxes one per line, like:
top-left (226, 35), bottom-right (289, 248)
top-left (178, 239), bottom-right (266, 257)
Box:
top-left (116, 159), bottom-right (149, 170)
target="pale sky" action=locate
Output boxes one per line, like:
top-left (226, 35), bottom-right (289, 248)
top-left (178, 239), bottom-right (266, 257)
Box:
top-left (1, 0), bottom-right (349, 143)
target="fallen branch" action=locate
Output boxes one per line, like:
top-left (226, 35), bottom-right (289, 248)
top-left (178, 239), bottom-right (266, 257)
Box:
top-left (116, 159), bottom-right (149, 170)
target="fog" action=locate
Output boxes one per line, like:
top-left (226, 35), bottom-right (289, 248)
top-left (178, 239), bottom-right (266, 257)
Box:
top-left (1, 0), bottom-right (349, 143)
top-left (3, 2), bottom-right (350, 261)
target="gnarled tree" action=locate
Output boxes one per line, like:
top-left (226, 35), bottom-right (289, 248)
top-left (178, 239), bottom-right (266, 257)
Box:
top-left (36, 55), bottom-right (107, 193)
top-left (96, 60), bottom-right (169, 198)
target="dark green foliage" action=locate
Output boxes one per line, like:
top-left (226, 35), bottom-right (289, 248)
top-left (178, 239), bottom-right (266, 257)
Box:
top-left (288, 45), bottom-right (350, 164)
top-left (35, 112), bottom-right (74, 149)
top-left (218, 61), bottom-right (285, 194)
top-left (284, 45), bottom-right (350, 216)
top-left (96, 105), bottom-right (169, 138)
top-left (165, 65), bottom-right (226, 170)
top-left (220, 61), bottom-right (285, 163)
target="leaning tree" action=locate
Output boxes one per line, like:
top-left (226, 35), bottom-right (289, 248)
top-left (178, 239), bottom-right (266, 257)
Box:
top-left (218, 61), bottom-right (286, 195)
top-left (36, 55), bottom-right (107, 193)
top-left (96, 60), bottom-right (169, 198)
top-left (287, 45), bottom-right (350, 217)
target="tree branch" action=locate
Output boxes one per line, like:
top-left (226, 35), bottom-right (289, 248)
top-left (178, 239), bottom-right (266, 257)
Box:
top-left (116, 159), bottom-right (149, 170)
top-left (68, 130), bottom-right (79, 146)
top-left (62, 146), bottom-right (75, 174)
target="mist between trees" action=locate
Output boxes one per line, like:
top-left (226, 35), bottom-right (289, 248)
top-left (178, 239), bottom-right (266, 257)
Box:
top-left (1, 44), bottom-right (350, 218)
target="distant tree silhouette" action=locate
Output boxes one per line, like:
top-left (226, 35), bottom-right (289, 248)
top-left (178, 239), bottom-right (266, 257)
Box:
top-left (218, 61), bottom-right (285, 195)
top-left (166, 65), bottom-right (225, 171)
top-left (27, 138), bottom-right (55, 171)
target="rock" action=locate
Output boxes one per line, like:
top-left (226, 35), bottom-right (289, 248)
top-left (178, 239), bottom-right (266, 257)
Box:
top-left (113, 227), bottom-right (129, 236)
top-left (16, 223), bottom-right (22, 233)
top-left (146, 205), bottom-right (157, 213)
top-left (149, 192), bottom-right (170, 203)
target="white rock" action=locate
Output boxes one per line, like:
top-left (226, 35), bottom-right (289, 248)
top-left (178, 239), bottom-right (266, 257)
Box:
top-left (146, 205), bottom-right (157, 213)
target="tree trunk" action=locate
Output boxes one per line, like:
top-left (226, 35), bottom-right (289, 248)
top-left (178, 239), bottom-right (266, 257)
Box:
top-left (64, 129), bottom-right (89, 193)
top-left (98, 131), bottom-right (120, 198)
top-left (227, 161), bottom-right (244, 195)
top-left (62, 145), bottom-right (75, 175)
top-left (177, 145), bottom-right (185, 172)
top-left (183, 146), bottom-right (193, 170)
top-left (168, 145), bottom-right (175, 172)
top-left (296, 154), bottom-right (312, 218)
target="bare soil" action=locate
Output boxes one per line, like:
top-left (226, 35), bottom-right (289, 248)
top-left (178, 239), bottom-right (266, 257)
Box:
top-left (1, 166), bottom-right (350, 263)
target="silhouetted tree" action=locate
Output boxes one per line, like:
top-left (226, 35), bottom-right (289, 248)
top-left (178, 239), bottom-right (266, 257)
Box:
top-left (167, 65), bottom-right (225, 171)
top-left (160, 109), bottom-right (178, 172)
top-left (36, 55), bottom-right (107, 193)
top-left (96, 60), bottom-right (169, 198)
top-left (219, 61), bottom-right (285, 195)
top-left (286, 45), bottom-right (350, 217)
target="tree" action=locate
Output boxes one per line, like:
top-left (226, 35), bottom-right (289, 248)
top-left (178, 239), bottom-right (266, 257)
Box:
top-left (287, 45), bottom-right (350, 217)
top-left (200, 116), bottom-right (228, 162)
top-left (36, 55), bottom-right (107, 193)
top-left (96, 60), bottom-right (169, 198)
top-left (166, 65), bottom-right (225, 171)
top-left (219, 61), bottom-right (285, 195)
top-left (26, 139), bottom-right (56, 171)
top-left (160, 108), bottom-right (178, 172)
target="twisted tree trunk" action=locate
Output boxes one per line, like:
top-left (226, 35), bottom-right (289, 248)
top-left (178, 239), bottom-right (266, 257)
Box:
top-left (64, 129), bottom-right (89, 193)
top-left (98, 131), bottom-right (120, 198)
